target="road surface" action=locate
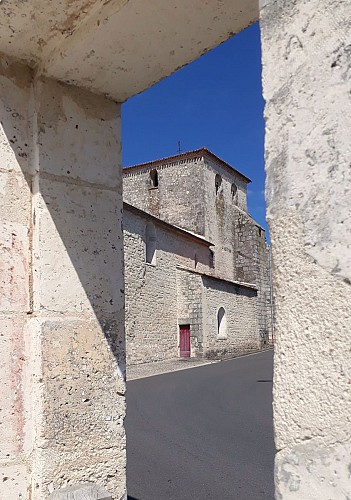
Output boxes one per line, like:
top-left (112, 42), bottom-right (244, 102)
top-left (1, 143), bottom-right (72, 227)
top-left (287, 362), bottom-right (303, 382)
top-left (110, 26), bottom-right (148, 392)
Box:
top-left (126, 350), bottom-right (274, 500)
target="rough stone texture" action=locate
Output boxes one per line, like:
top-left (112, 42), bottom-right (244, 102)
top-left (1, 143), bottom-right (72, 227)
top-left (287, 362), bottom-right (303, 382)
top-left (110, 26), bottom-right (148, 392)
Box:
top-left (124, 154), bottom-right (210, 234)
top-left (176, 269), bottom-right (204, 357)
top-left (0, 0), bottom-right (258, 101)
top-left (202, 156), bottom-right (272, 345)
top-left (123, 150), bottom-right (272, 359)
top-left (2, 0), bottom-right (349, 496)
top-left (123, 150), bottom-right (265, 283)
top-left (275, 441), bottom-right (351, 500)
top-left (261, 0), bottom-right (351, 497)
top-left (49, 482), bottom-right (112, 499)
top-left (0, 57), bottom-right (34, 500)
top-left (202, 276), bottom-right (259, 359)
top-left (0, 461), bottom-right (28, 499)
top-left (0, 56), bottom-right (126, 499)
top-left (123, 207), bottom-right (212, 364)
top-left (123, 152), bottom-right (271, 304)
top-left (124, 175), bottom-right (265, 364)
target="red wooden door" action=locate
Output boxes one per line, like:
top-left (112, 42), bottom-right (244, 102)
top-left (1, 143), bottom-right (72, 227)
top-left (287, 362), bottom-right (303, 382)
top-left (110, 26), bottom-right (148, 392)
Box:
top-left (179, 325), bottom-right (190, 358)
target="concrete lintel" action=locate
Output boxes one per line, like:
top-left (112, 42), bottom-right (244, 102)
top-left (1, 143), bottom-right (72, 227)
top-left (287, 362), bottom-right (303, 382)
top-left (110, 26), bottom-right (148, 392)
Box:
top-left (0, 0), bottom-right (258, 101)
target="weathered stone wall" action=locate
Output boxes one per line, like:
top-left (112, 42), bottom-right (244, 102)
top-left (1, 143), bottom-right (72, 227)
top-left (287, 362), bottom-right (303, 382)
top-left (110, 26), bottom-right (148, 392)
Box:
top-left (133, 154), bottom-right (268, 324)
top-left (202, 277), bottom-right (259, 359)
top-left (202, 158), bottom-right (272, 344)
top-left (123, 153), bottom-right (248, 241)
top-left (123, 208), bottom-right (212, 365)
top-left (0, 58), bottom-right (33, 500)
top-left (123, 151), bottom-right (272, 354)
top-left (123, 155), bottom-right (263, 286)
top-left (232, 210), bottom-right (259, 283)
top-left (0, 56), bottom-right (126, 499)
top-left (123, 157), bottom-right (207, 234)
top-left (202, 158), bottom-right (248, 281)
top-left (176, 268), bottom-right (204, 357)
top-left (260, 242), bottom-right (273, 345)
top-left (233, 215), bottom-right (272, 345)
top-left (261, 0), bottom-right (351, 497)
top-left (124, 205), bottom-right (262, 363)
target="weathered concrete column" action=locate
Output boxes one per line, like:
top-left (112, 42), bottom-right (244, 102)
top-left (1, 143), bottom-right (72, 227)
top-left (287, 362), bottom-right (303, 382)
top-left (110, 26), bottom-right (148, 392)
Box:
top-left (0, 56), bottom-right (126, 499)
top-left (260, 1), bottom-right (351, 498)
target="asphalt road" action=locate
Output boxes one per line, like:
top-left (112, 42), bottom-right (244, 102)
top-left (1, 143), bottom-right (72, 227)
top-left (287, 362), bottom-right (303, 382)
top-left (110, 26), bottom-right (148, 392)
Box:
top-left (125, 350), bottom-right (274, 500)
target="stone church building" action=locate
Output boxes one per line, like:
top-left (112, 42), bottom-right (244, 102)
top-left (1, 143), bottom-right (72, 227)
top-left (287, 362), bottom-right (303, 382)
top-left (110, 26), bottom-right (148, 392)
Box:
top-left (123, 148), bottom-right (272, 365)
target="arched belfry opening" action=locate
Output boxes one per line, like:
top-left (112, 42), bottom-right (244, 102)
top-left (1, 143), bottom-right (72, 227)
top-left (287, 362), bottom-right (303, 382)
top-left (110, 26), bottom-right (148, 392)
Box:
top-left (231, 183), bottom-right (238, 202)
top-left (150, 169), bottom-right (159, 188)
top-left (215, 173), bottom-right (222, 194)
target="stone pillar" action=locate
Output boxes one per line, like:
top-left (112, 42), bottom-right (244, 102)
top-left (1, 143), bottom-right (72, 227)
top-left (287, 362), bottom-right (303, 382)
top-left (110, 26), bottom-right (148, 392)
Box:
top-left (0, 56), bottom-right (126, 499)
top-left (260, 1), bottom-right (351, 498)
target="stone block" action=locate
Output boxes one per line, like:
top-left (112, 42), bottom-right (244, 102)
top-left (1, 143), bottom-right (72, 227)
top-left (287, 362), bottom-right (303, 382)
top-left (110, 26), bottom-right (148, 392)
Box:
top-left (0, 220), bottom-right (29, 312)
top-left (275, 441), bottom-right (351, 499)
top-left (0, 462), bottom-right (28, 499)
top-left (40, 319), bottom-right (125, 449)
top-left (34, 178), bottom-right (124, 315)
top-left (49, 483), bottom-right (112, 500)
top-left (0, 316), bottom-right (27, 460)
top-left (0, 170), bottom-right (31, 227)
top-left (34, 318), bottom-right (126, 498)
top-left (0, 58), bottom-right (32, 174)
top-left (37, 78), bottom-right (121, 188)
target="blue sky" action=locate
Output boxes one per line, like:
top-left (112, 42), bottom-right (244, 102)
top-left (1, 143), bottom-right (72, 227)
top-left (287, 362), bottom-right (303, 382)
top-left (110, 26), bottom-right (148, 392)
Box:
top-left (122, 22), bottom-right (267, 233)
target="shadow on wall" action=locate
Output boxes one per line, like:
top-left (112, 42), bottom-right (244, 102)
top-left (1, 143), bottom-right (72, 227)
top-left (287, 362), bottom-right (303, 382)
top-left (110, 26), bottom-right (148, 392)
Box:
top-left (3, 65), bottom-right (126, 494)
top-left (5, 73), bottom-right (126, 366)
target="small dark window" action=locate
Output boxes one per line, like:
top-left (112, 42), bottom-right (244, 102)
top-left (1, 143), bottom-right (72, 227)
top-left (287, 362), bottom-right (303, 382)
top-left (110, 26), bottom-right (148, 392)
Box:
top-left (209, 248), bottom-right (215, 268)
top-left (150, 169), bottom-right (159, 188)
top-left (231, 183), bottom-right (238, 199)
top-left (215, 174), bottom-right (222, 194)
